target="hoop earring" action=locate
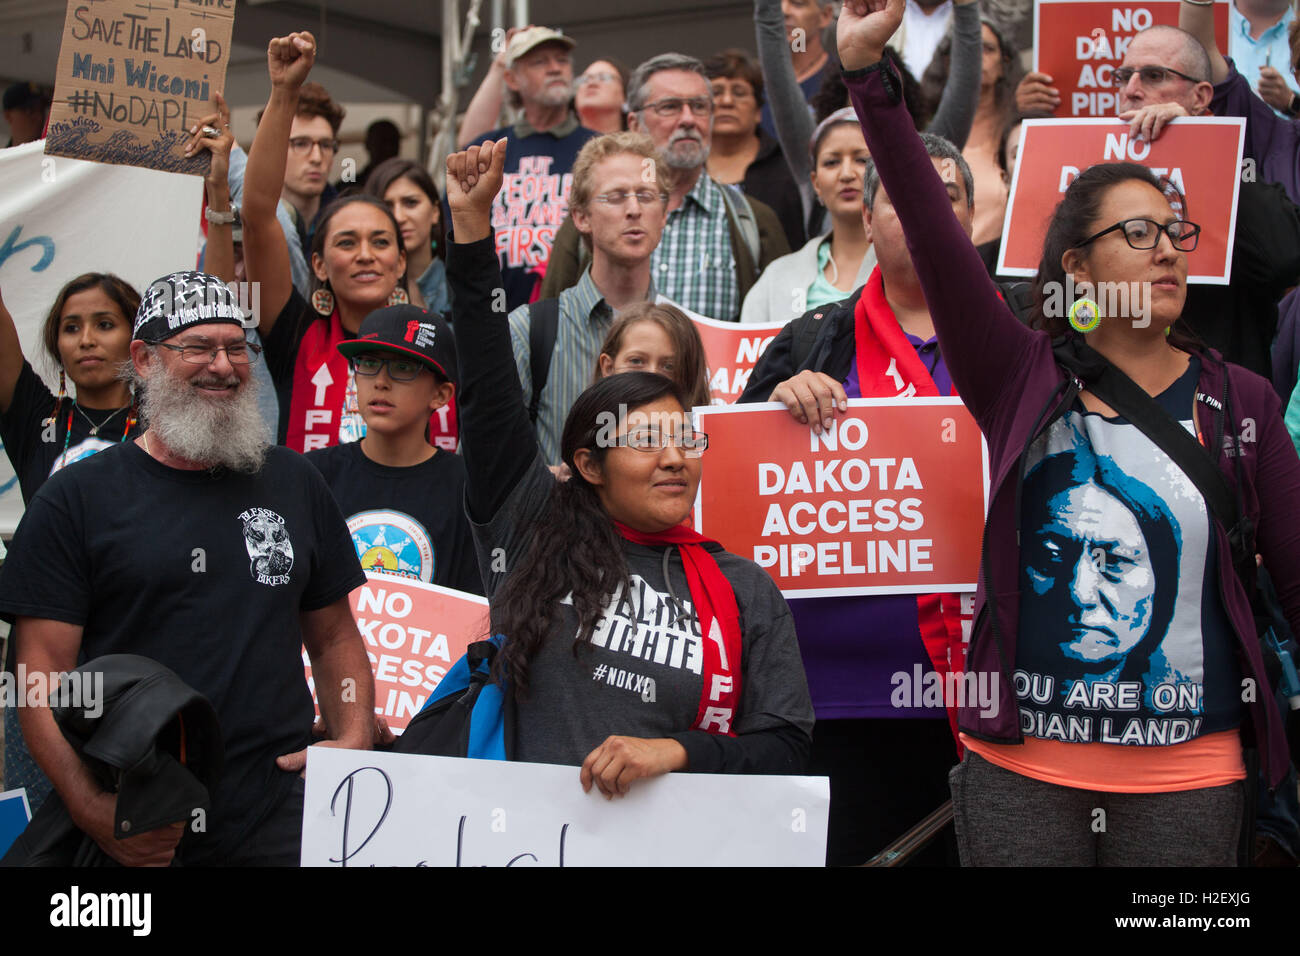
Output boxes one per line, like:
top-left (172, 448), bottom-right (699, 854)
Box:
top-left (312, 285), bottom-right (335, 316)
top-left (388, 285), bottom-right (410, 307)
top-left (1068, 297), bottom-right (1101, 333)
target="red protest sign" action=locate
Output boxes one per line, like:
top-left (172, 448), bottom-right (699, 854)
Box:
top-left (693, 400), bottom-right (988, 598)
top-left (997, 117), bottom-right (1245, 282)
top-left (303, 573), bottom-right (489, 733)
top-left (1033, 0), bottom-right (1230, 118)
top-left (689, 313), bottom-right (786, 404)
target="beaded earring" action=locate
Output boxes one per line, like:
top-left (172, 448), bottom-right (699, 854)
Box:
top-left (312, 284), bottom-right (336, 316)
top-left (387, 286), bottom-right (410, 307)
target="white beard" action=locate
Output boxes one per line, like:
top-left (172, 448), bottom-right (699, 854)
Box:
top-left (140, 357), bottom-right (272, 473)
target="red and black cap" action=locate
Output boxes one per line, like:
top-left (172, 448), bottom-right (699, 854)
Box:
top-left (336, 305), bottom-right (457, 385)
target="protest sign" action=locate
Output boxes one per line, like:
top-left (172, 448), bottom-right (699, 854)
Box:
top-left (996, 117), bottom-right (1245, 282)
top-left (44, 0), bottom-right (236, 174)
top-left (0, 140), bottom-right (203, 533)
top-left (1033, 0), bottom-right (1230, 117)
top-left (302, 574), bottom-right (489, 733)
top-left (694, 400), bottom-right (988, 598)
top-left (301, 748), bottom-right (829, 866)
top-left (690, 313), bottom-right (786, 404)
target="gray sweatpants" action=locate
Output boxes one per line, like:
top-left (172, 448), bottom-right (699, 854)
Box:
top-left (949, 751), bottom-right (1243, 866)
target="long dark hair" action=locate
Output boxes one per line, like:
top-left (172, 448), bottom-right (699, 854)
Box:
top-left (309, 194), bottom-right (409, 301)
top-left (363, 158), bottom-right (446, 261)
top-left (42, 273), bottom-right (140, 371)
top-left (1028, 162), bottom-right (1198, 350)
top-left (491, 372), bottom-right (689, 698)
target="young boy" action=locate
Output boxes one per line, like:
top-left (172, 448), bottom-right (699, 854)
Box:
top-left (307, 305), bottom-right (482, 594)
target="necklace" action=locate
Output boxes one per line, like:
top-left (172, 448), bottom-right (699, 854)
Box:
top-left (73, 403), bottom-right (125, 436)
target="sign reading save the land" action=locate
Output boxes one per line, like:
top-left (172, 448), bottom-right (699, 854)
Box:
top-left (45, 0), bottom-right (236, 174)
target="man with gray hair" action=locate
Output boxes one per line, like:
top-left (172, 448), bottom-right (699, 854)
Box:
top-left (1111, 21), bottom-right (1300, 378)
top-left (542, 52), bottom-right (789, 320)
top-left (0, 271), bottom-right (375, 866)
top-left (737, 132), bottom-right (975, 866)
top-left (461, 26), bottom-right (599, 311)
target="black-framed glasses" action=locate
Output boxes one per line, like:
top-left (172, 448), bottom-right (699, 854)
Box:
top-left (158, 341), bottom-right (262, 365)
top-left (1078, 218), bottom-right (1201, 252)
top-left (616, 426), bottom-right (709, 457)
top-left (592, 188), bottom-right (667, 207)
top-left (638, 97), bottom-right (713, 118)
top-left (288, 136), bottom-right (340, 156)
top-left (1112, 65), bottom-right (1204, 88)
top-left (349, 355), bottom-right (426, 381)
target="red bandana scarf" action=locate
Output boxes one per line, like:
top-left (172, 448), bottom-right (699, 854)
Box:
top-left (285, 311), bottom-right (458, 454)
top-left (612, 521), bottom-right (742, 736)
top-left (853, 267), bottom-right (967, 749)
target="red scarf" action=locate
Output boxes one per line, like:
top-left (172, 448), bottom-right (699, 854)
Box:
top-left (854, 267), bottom-right (966, 751)
top-left (285, 310), bottom-right (459, 454)
top-left (612, 521), bottom-right (742, 737)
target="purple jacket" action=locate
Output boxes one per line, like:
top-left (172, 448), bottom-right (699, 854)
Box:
top-left (1211, 59), bottom-right (1300, 206)
top-left (846, 64), bottom-right (1300, 787)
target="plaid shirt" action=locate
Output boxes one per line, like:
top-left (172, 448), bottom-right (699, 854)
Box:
top-left (651, 173), bottom-right (739, 321)
top-left (509, 268), bottom-right (656, 464)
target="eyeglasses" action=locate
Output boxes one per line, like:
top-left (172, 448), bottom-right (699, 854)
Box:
top-left (1078, 218), bottom-right (1202, 252)
top-left (710, 84), bottom-right (755, 101)
top-left (158, 341), bottom-right (262, 365)
top-left (349, 355), bottom-right (427, 381)
top-left (616, 426), bottom-right (709, 457)
top-left (578, 71), bottom-right (620, 86)
top-left (638, 97), bottom-right (713, 118)
top-left (592, 188), bottom-right (667, 207)
top-left (1111, 65), bottom-right (1204, 88)
top-left (288, 136), bottom-right (340, 156)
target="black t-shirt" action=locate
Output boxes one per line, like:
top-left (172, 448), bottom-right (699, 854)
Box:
top-left (305, 441), bottom-right (483, 595)
top-left (0, 361), bottom-right (140, 505)
top-left (0, 442), bottom-right (365, 864)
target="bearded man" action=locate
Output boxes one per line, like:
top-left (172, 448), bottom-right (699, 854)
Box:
top-left (0, 271), bottom-right (373, 867)
top-left (460, 26), bottom-right (600, 310)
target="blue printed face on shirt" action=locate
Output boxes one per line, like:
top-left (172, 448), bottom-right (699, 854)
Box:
top-left (1026, 482), bottom-right (1157, 669)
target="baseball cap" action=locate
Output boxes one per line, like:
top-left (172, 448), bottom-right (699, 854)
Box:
top-left (505, 26), bottom-right (575, 68)
top-left (3, 82), bottom-right (50, 112)
top-left (133, 271), bottom-right (247, 343)
top-left (337, 305), bottom-right (458, 385)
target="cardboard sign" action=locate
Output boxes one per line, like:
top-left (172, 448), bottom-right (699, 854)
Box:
top-left (45, 0), bottom-right (236, 174)
top-left (693, 400), bottom-right (988, 598)
top-left (997, 117), bottom-right (1245, 282)
top-left (303, 574), bottom-right (489, 733)
top-left (691, 313), bottom-right (787, 404)
top-left (301, 748), bottom-right (829, 866)
top-left (0, 140), bottom-right (204, 533)
top-left (1033, 0), bottom-right (1230, 117)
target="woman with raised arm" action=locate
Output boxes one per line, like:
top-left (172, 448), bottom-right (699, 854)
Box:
top-left (244, 32), bottom-right (430, 453)
top-left (836, 0), bottom-right (1300, 865)
top-left (443, 137), bottom-right (814, 792)
top-left (753, 0), bottom-right (982, 235)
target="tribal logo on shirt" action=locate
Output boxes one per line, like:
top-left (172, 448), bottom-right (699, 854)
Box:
top-left (238, 507), bottom-right (295, 586)
top-left (347, 509), bottom-right (434, 582)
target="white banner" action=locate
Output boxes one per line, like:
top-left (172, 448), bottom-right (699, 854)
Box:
top-left (301, 748), bottom-right (829, 867)
top-left (0, 139), bottom-right (202, 532)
